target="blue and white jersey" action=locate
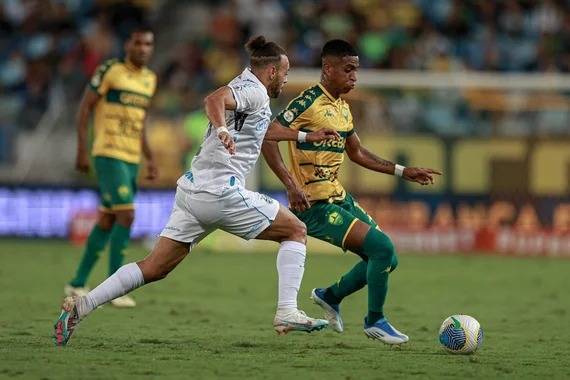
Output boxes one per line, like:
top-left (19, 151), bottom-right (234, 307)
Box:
top-left (178, 68), bottom-right (272, 194)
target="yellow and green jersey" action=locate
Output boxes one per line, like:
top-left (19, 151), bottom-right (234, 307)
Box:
top-left (276, 84), bottom-right (354, 203)
top-left (89, 59), bottom-right (157, 164)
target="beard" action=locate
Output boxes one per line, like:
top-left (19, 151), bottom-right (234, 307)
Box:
top-left (268, 87), bottom-right (281, 98)
top-left (267, 77), bottom-right (284, 98)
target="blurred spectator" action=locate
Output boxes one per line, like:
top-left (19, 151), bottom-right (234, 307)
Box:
top-left (1, 0), bottom-right (569, 164)
top-left (183, 109), bottom-right (210, 170)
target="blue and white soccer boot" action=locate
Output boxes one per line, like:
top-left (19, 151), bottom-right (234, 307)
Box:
top-left (273, 309), bottom-right (329, 335)
top-left (53, 296), bottom-right (82, 346)
top-left (363, 317), bottom-right (409, 344)
top-left (310, 288), bottom-right (344, 333)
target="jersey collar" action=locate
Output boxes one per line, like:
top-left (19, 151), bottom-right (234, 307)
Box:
top-left (243, 67), bottom-right (268, 96)
top-left (123, 58), bottom-right (145, 72)
top-left (318, 83), bottom-right (340, 103)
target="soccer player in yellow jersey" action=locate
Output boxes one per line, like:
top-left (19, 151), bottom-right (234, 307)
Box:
top-left (263, 39), bottom-right (441, 344)
top-left (66, 24), bottom-right (158, 308)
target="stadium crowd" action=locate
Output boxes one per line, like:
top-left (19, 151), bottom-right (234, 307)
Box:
top-left (1, 0), bottom-right (569, 162)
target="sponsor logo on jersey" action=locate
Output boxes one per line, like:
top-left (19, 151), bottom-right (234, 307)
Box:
top-left (313, 136), bottom-right (346, 149)
top-left (119, 92), bottom-right (150, 108)
top-left (259, 194), bottom-right (274, 204)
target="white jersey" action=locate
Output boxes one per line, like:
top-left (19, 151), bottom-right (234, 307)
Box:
top-left (178, 68), bottom-right (271, 194)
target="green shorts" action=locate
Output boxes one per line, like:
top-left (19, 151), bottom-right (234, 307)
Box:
top-left (93, 156), bottom-right (139, 212)
top-left (294, 193), bottom-right (378, 249)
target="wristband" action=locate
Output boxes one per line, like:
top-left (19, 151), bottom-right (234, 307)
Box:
top-left (297, 131), bottom-right (307, 143)
top-left (394, 164), bottom-right (406, 177)
top-left (216, 126), bottom-right (229, 137)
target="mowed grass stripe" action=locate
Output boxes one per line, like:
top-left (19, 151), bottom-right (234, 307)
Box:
top-left (0, 240), bottom-right (568, 379)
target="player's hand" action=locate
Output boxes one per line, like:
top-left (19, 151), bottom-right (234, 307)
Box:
top-left (218, 131), bottom-right (235, 155)
top-left (287, 184), bottom-right (310, 212)
top-left (402, 167), bottom-right (442, 186)
top-left (75, 150), bottom-right (90, 173)
top-left (306, 128), bottom-right (340, 143)
top-left (146, 160), bottom-right (158, 181)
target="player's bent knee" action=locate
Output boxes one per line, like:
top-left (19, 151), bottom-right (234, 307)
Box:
top-left (289, 220), bottom-right (307, 243)
top-left (389, 251), bottom-right (399, 273)
top-left (98, 213), bottom-right (115, 230)
top-left (361, 228), bottom-right (396, 271)
top-left (115, 210), bottom-right (135, 226)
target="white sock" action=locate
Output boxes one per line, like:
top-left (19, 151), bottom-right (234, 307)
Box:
top-left (77, 263), bottom-right (144, 317)
top-left (276, 240), bottom-right (306, 312)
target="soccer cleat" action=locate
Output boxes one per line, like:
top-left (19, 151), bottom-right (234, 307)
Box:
top-left (110, 295), bottom-right (136, 308)
top-left (273, 309), bottom-right (329, 335)
top-left (53, 296), bottom-right (82, 346)
top-left (64, 284), bottom-right (90, 297)
top-left (364, 317), bottom-right (409, 345)
top-left (310, 288), bottom-right (343, 333)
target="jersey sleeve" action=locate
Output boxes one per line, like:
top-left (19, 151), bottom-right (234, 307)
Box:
top-left (276, 98), bottom-right (305, 130)
top-left (228, 83), bottom-right (267, 113)
top-left (275, 86), bottom-right (320, 130)
top-left (89, 59), bottom-right (117, 96)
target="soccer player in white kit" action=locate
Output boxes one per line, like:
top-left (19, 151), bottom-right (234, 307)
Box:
top-left (53, 36), bottom-right (341, 346)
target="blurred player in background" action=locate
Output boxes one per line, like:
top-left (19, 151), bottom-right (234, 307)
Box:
top-left (263, 39), bottom-right (441, 344)
top-left (54, 35), bottom-right (340, 346)
top-left (66, 24), bottom-right (158, 308)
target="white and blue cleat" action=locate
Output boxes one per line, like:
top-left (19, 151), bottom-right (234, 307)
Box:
top-left (310, 288), bottom-right (344, 333)
top-left (364, 317), bottom-right (409, 345)
top-left (273, 309), bottom-right (328, 335)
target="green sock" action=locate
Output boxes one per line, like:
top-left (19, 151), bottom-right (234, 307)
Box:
top-left (325, 260), bottom-right (368, 305)
top-left (109, 223), bottom-right (131, 276)
top-left (69, 225), bottom-right (111, 287)
top-left (366, 260), bottom-right (388, 324)
top-left (366, 268), bottom-right (387, 324)
top-left (361, 229), bottom-right (395, 325)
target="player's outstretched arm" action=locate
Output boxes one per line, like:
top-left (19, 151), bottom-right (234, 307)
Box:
top-left (264, 120), bottom-right (340, 142)
top-left (75, 87), bottom-right (100, 173)
top-left (203, 86), bottom-right (238, 155)
top-left (345, 132), bottom-right (442, 185)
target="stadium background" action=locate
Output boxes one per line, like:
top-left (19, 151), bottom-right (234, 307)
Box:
top-left (0, 0), bottom-right (568, 256)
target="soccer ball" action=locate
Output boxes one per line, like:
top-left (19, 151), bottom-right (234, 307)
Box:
top-left (439, 315), bottom-right (483, 354)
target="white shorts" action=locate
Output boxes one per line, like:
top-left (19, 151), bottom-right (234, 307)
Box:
top-left (160, 186), bottom-right (280, 245)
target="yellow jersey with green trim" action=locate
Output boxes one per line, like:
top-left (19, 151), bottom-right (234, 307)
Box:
top-left (89, 59), bottom-right (157, 164)
top-left (276, 84), bottom-right (354, 203)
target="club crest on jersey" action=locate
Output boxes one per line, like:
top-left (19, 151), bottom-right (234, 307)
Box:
top-left (327, 211), bottom-right (344, 226)
top-left (283, 110), bottom-right (294, 122)
top-left (118, 185), bottom-right (130, 198)
top-left (91, 75), bottom-right (101, 87)
top-left (256, 119), bottom-right (269, 131)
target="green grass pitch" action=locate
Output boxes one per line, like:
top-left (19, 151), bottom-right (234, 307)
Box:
top-left (0, 239), bottom-right (569, 379)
